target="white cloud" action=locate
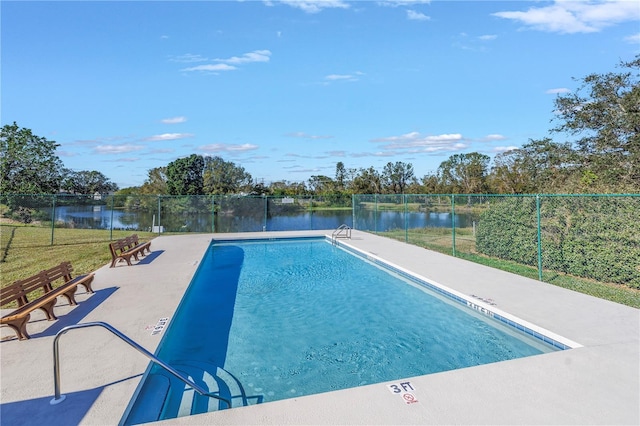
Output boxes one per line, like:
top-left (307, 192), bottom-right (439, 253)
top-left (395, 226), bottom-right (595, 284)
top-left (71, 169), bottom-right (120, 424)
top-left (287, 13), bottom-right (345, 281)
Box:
top-left (624, 32), bottom-right (640, 43)
top-left (285, 166), bottom-right (323, 173)
top-left (286, 132), bottom-right (333, 139)
top-left (493, 1), bottom-right (640, 34)
top-left (180, 50), bottom-right (271, 74)
top-left (144, 133), bottom-right (194, 141)
top-left (181, 64), bottom-right (237, 72)
top-left (349, 150), bottom-right (397, 158)
top-left (216, 49), bottom-right (272, 64)
top-left (325, 74), bottom-right (356, 81)
top-left (492, 146), bottom-right (519, 153)
top-left (371, 132), bottom-right (468, 153)
top-left (267, 0), bottom-right (350, 13)
top-left (407, 10), bottom-right (430, 21)
top-left (478, 34), bottom-right (498, 41)
top-left (199, 143), bottom-right (259, 153)
top-left (93, 144), bottom-right (144, 154)
top-left (482, 134), bottom-right (507, 142)
top-left (546, 88), bottom-right (571, 94)
top-left (323, 71), bottom-right (363, 83)
top-left (114, 157), bottom-right (142, 162)
top-left (161, 116), bottom-right (187, 124)
top-left (378, 1), bottom-right (431, 7)
top-left (170, 53), bottom-right (208, 63)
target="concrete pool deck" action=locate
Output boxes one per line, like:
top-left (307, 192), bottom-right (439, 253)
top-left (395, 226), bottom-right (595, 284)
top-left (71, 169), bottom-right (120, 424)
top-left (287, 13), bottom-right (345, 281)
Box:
top-left (1, 230), bottom-right (638, 425)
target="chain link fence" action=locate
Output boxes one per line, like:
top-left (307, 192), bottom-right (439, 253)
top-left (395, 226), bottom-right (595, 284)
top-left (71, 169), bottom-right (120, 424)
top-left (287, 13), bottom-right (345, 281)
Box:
top-left (353, 194), bottom-right (640, 290)
top-left (3, 193), bottom-right (639, 290)
top-left (0, 194), bottom-right (354, 246)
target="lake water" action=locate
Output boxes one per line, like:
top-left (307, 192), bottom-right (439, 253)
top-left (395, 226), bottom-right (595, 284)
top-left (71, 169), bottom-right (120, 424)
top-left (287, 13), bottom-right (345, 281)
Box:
top-left (48, 205), bottom-right (473, 233)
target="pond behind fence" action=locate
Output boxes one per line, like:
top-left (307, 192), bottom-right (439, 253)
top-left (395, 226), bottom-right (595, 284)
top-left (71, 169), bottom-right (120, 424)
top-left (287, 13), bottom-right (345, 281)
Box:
top-left (2, 193), bottom-right (639, 291)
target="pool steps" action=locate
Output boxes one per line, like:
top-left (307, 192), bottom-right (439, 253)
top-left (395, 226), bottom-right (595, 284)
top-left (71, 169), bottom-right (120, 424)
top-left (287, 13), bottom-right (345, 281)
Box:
top-left (124, 374), bottom-right (171, 424)
top-left (124, 360), bottom-right (258, 424)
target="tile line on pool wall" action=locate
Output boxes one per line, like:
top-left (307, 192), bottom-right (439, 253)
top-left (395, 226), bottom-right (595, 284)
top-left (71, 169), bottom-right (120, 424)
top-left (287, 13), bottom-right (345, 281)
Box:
top-left (332, 237), bottom-right (583, 350)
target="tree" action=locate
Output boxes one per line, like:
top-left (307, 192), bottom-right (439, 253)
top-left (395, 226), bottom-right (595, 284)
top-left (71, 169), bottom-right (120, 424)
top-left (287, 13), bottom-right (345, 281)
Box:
top-left (250, 180), bottom-right (272, 196)
top-left (490, 150), bottom-right (535, 194)
top-left (420, 173), bottom-right (440, 194)
top-left (203, 156), bottom-right (253, 195)
top-left (62, 170), bottom-right (118, 194)
top-left (351, 167), bottom-right (382, 194)
top-left (268, 180), bottom-right (306, 196)
top-left (517, 138), bottom-right (577, 192)
top-left (382, 161), bottom-right (414, 194)
top-left (552, 55), bottom-right (640, 190)
top-left (139, 167), bottom-right (168, 195)
top-left (307, 175), bottom-right (335, 194)
top-left (437, 153), bottom-right (490, 194)
top-left (334, 161), bottom-right (355, 192)
top-left (166, 154), bottom-right (204, 195)
top-left (0, 122), bottom-right (64, 194)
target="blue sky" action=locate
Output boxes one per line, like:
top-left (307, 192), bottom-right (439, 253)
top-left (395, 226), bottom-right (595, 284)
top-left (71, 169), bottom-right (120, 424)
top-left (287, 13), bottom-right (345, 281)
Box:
top-left (3, 0), bottom-right (639, 189)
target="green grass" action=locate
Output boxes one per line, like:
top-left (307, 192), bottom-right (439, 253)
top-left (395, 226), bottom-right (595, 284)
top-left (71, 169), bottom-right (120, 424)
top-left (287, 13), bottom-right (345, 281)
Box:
top-left (2, 224), bottom-right (638, 309)
top-left (310, 206), bottom-right (353, 211)
top-left (0, 224), bottom-right (156, 290)
top-left (379, 228), bottom-right (640, 309)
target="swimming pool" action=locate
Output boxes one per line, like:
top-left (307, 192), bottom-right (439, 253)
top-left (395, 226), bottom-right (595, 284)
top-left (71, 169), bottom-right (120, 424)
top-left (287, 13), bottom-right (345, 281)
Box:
top-left (122, 237), bottom-right (571, 425)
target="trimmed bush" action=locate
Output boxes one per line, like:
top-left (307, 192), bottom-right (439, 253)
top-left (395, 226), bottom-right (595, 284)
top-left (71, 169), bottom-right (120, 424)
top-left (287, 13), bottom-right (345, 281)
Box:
top-left (476, 196), bottom-right (640, 289)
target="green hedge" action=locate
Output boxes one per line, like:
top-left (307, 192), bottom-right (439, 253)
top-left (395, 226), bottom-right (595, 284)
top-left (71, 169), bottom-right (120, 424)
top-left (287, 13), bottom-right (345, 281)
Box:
top-left (476, 196), bottom-right (640, 289)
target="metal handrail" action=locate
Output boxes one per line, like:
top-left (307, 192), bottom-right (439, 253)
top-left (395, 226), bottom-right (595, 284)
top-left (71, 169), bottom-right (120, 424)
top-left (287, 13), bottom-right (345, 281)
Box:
top-left (331, 224), bottom-right (351, 243)
top-left (49, 321), bottom-right (231, 408)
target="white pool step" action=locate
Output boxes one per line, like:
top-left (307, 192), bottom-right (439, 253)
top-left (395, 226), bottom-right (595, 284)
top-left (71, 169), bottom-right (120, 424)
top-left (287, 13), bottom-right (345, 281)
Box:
top-left (165, 360), bottom-right (253, 418)
top-left (124, 361), bottom-right (257, 425)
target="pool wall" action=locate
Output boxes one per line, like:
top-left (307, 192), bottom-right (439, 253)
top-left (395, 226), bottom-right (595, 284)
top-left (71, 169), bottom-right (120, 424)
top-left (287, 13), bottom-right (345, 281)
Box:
top-left (122, 234), bottom-right (582, 424)
top-left (331, 238), bottom-right (583, 351)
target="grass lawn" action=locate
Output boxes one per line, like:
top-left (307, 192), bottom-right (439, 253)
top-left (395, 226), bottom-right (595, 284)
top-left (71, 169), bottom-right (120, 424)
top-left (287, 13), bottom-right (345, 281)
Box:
top-left (2, 223), bottom-right (638, 309)
top-left (1, 224), bottom-right (156, 288)
top-left (380, 228), bottom-right (640, 309)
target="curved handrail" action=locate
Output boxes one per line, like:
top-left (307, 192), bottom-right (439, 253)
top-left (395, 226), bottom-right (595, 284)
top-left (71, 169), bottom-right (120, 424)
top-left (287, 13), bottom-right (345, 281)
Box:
top-left (49, 321), bottom-right (231, 408)
top-left (331, 224), bottom-right (352, 243)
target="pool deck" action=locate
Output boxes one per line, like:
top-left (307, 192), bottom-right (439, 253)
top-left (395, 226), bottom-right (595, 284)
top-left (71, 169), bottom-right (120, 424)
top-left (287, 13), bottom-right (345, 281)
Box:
top-left (1, 230), bottom-right (638, 425)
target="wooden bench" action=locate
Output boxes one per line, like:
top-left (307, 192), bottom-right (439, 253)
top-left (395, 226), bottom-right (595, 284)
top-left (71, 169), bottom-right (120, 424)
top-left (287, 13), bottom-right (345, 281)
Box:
top-left (1, 262), bottom-right (95, 340)
top-left (109, 234), bottom-right (152, 268)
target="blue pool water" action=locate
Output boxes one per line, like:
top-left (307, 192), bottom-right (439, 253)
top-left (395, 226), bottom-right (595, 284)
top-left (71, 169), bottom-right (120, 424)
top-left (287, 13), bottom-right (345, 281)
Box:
top-left (123, 237), bottom-right (558, 424)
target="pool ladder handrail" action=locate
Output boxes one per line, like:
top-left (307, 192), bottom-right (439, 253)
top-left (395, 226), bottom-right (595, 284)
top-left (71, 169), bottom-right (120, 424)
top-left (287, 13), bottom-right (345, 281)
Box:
top-left (331, 224), bottom-right (351, 244)
top-left (49, 321), bottom-right (231, 409)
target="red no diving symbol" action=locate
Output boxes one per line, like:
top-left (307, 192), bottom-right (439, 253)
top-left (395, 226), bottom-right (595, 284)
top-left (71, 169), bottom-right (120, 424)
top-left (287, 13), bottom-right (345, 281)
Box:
top-left (403, 393), bottom-right (417, 403)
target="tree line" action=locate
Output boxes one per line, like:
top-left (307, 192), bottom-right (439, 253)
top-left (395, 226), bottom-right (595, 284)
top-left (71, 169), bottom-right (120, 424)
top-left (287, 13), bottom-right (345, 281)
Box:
top-left (2, 56), bottom-right (638, 197)
top-left (0, 122), bottom-right (119, 195)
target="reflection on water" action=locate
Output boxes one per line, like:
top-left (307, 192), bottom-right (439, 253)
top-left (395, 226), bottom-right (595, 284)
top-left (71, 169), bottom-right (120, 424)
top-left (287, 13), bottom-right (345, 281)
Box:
top-left (48, 205), bottom-right (472, 233)
top-left (354, 210), bottom-right (472, 231)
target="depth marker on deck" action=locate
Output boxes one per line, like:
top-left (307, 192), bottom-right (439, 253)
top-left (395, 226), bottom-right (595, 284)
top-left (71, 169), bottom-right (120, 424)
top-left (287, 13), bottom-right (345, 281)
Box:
top-left (387, 381), bottom-right (419, 405)
top-left (150, 317), bottom-right (169, 335)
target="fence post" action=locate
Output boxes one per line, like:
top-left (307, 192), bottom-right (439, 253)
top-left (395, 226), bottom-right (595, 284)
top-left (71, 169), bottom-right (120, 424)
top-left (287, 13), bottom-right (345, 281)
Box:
top-left (264, 196), bottom-right (268, 232)
top-left (110, 195), bottom-right (114, 240)
top-left (536, 194), bottom-right (543, 281)
top-left (451, 195), bottom-right (456, 257)
top-left (157, 196), bottom-right (162, 234)
top-left (374, 194), bottom-right (378, 234)
top-left (50, 194), bottom-right (56, 246)
top-left (404, 194), bottom-right (408, 242)
top-left (352, 194), bottom-right (356, 230)
top-left (211, 195), bottom-right (215, 233)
